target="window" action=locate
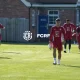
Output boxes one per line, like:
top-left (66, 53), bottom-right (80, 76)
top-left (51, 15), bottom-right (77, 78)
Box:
top-left (48, 10), bottom-right (59, 26)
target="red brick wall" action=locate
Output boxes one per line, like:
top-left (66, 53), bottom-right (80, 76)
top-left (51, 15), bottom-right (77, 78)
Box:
top-left (60, 9), bottom-right (76, 25)
top-left (38, 8), bottom-right (48, 15)
top-left (0, 0), bottom-right (29, 18)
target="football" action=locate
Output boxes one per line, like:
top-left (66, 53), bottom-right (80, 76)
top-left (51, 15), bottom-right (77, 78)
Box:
top-left (48, 42), bottom-right (53, 50)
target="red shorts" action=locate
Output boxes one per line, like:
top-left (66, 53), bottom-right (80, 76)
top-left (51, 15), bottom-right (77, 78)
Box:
top-left (65, 34), bottom-right (72, 40)
top-left (77, 37), bottom-right (80, 44)
top-left (53, 41), bottom-right (62, 51)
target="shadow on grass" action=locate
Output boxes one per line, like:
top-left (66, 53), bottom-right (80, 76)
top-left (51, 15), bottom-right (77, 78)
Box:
top-left (0, 57), bottom-right (11, 59)
top-left (78, 52), bottom-right (80, 54)
top-left (3, 52), bottom-right (21, 54)
top-left (62, 64), bottom-right (80, 68)
top-left (1, 42), bottom-right (48, 45)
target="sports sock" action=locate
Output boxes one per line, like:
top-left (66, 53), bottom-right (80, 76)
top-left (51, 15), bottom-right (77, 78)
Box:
top-left (53, 58), bottom-right (56, 63)
top-left (64, 49), bottom-right (66, 51)
top-left (58, 59), bottom-right (60, 64)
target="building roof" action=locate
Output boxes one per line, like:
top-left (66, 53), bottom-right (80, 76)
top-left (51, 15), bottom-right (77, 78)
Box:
top-left (77, 0), bottom-right (80, 6)
top-left (27, 0), bottom-right (78, 4)
top-left (77, 0), bottom-right (80, 4)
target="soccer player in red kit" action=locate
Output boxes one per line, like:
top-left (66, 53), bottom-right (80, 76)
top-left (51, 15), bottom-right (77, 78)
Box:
top-left (0, 24), bottom-right (5, 44)
top-left (63, 19), bottom-right (76, 53)
top-left (75, 26), bottom-right (80, 51)
top-left (49, 18), bottom-right (65, 65)
top-left (72, 26), bottom-right (80, 51)
top-left (76, 26), bottom-right (80, 51)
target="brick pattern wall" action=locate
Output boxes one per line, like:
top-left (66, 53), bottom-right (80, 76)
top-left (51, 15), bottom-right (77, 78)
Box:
top-left (0, 0), bottom-right (29, 18)
top-left (60, 9), bottom-right (76, 25)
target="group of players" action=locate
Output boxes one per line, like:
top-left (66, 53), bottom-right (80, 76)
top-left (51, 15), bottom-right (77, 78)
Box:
top-left (49, 18), bottom-right (80, 65)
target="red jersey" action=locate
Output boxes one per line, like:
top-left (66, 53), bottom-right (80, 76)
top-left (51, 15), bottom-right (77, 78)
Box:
top-left (49, 26), bottom-right (65, 43)
top-left (63, 23), bottom-right (76, 40)
top-left (76, 27), bottom-right (80, 44)
top-left (76, 26), bottom-right (80, 33)
top-left (0, 24), bottom-right (4, 40)
top-left (49, 26), bottom-right (65, 50)
top-left (0, 24), bottom-right (4, 28)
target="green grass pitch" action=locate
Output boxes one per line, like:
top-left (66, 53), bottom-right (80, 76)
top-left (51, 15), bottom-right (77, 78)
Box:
top-left (0, 43), bottom-right (80, 80)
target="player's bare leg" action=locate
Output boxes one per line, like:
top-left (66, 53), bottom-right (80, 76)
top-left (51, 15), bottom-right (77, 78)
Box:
top-left (58, 50), bottom-right (61, 65)
top-left (53, 48), bottom-right (56, 65)
top-left (64, 40), bottom-right (67, 53)
top-left (78, 44), bottom-right (80, 52)
top-left (68, 39), bottom-right (71, 53)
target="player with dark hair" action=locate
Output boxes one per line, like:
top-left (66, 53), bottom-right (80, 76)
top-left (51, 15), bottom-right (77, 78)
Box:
top-left (49, 18), bottom-right (65, 65)
top-left (63, 19), bottom-right (76, 53)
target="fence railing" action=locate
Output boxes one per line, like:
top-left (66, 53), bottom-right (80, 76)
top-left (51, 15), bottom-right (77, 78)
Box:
top-left (0, 18), bottom-right (29, 42)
